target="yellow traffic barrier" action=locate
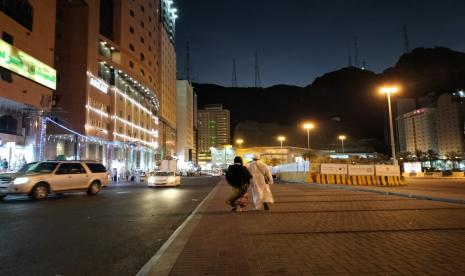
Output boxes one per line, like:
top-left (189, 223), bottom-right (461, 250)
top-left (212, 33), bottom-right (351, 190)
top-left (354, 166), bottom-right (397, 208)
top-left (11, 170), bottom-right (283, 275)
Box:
top-left (382, 176), bottom-right (387, 185)
top-left (393, 176), bottom-right (400, 186)
top-left (306, 172), bottom-right (313, 183)
top-left (366, 175), bottom-right (373, 185)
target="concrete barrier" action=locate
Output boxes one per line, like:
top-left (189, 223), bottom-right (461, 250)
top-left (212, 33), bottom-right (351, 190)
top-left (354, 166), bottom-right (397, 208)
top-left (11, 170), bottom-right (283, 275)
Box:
top-left (278, 172), bottom-right (308, 183)
top-left (313, 174), bottom-right (406, 186)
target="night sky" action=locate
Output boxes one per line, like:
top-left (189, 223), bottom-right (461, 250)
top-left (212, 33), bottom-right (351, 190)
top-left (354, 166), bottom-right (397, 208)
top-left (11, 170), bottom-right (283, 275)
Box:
top-left (175, 0), bottom-right (465, 87)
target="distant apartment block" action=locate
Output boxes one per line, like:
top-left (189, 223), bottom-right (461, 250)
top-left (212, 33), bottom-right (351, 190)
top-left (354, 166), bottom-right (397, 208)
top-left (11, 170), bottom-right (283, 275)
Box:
top-left (436, 93), bottom-right (465, 157)
top-left (402, 108), bottom-right (438, 153)
top-left (197, 104), bottom-right (230, 153)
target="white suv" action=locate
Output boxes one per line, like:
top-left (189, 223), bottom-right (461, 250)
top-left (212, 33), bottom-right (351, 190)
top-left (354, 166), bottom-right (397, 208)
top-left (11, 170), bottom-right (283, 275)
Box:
top-left (0, 161), bottom-right (109, 201)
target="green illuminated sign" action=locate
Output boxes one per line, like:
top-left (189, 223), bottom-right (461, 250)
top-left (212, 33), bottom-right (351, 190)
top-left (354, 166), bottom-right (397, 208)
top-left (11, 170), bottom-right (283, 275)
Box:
top-left (0, 39), bottom-right (56, 90)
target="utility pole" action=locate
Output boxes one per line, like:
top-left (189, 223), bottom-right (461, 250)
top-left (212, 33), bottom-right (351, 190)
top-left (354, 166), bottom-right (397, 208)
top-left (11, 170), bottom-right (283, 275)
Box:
top-left (254, 51), bottom-right (261, 87)
top-left (232, 57), bottom-right (238, 87)
top-left (354, 36), bottom-right (360, 68)
top-left (347, 45), bottom-right (353, 67)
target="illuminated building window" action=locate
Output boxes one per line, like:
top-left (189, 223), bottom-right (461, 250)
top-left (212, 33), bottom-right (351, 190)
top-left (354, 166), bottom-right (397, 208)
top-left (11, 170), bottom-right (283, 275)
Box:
top-left (129, 44), bottom-right (135, 51)
top-left (130, 10), bottom-right (134, 17)
top-left (130, 27), bottom-right (134, 34)
top-left (140, 53), bottom-right (145, 61)
top-left (129, 61), bottom-right (134, 68)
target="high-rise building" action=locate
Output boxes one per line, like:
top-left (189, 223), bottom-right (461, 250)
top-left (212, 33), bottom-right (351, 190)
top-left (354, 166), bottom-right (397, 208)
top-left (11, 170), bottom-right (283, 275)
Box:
top-left (52, 0), bottom-right (177, 171)
top-left (436, 93), bottom-right (465, 157)
top-left (394, 98), bottom-right (416, 153)
top-left (403, 108), bottom-right (438, 153)
top-left (176, 80), bottom-right (195, 164)
top-left (0, 1), bottom-right (57, 166)
top-left (197, 104), bottom-right (230, 153)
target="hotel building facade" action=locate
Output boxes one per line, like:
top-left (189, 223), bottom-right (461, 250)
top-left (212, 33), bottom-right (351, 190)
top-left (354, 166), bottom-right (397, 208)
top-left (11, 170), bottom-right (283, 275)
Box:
top-left (197, 104), bottom-right (230, 164)
top-left (50, 0), bottom-right (177, 172)
top-left (0, 1), bottom-right (57, 169)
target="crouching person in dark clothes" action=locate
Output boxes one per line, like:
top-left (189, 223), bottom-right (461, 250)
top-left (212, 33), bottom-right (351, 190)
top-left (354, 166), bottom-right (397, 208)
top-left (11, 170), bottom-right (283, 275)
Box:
top-left (225, 156), bottom-right (252, 212)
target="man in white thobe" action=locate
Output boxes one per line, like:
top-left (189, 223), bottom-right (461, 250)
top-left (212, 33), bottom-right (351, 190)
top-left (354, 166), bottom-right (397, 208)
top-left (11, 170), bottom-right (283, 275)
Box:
top-left (248, 155), bottom-right (274, 210)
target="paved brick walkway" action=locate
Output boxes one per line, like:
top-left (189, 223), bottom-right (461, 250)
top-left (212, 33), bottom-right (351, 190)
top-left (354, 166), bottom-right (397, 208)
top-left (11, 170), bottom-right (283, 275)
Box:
top-left (156, 180), bottom-right (465, 275)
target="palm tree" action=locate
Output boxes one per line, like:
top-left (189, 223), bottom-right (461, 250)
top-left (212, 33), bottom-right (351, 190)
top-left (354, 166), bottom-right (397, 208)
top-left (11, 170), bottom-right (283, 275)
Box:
top-left (426, 150), bottom-right (438, 168)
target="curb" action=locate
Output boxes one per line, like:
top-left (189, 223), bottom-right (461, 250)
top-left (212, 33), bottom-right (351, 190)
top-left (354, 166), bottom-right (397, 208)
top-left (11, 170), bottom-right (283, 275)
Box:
top-left (136, 180), bottom-right (222, 276)
top-left (309, 183), bottom-right (465, 205)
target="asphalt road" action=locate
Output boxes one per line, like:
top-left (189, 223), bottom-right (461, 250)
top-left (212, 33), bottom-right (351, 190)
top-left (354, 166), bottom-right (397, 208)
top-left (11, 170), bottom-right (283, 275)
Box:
top-left (0, 176), bottom-right (220, 276)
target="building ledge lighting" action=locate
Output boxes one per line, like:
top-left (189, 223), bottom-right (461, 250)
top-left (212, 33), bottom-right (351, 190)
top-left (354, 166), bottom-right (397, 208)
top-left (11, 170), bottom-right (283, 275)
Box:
top-left (112, 115), bottom-right (159, 137)
top-left (86, 105), bottom-right (109, 118)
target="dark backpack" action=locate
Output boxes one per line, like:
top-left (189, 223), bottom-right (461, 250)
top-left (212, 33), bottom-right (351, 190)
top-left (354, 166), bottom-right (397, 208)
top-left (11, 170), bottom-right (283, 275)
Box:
top-left (226, 165), bottom-right (251, 188)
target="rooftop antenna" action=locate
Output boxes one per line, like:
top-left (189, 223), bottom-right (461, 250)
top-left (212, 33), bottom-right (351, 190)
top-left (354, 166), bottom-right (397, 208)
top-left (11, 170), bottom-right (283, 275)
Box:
top-left (232, 57), bottom-right (238, 87)
top-left (185, 41), bottom-right (191, 82)
top-left (354, 36), bottom-right (360, 68)
top-left (254, 51), bottom-right (261, 87)
top-left (403, 24), bottom-right (410, 54)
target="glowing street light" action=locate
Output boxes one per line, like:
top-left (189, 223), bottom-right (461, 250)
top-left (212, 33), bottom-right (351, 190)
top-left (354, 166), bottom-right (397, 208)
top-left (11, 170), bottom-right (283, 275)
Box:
top-left (338, 135), bottom-right (346, 153)
top-left (302, 122), bottom-right (315, 149)
top-left (278, 136), bottom-right (286, 148)
top-left (236, 139), bottom-right (244, 148)
top-left (379, 85), bottom-right (400, 165)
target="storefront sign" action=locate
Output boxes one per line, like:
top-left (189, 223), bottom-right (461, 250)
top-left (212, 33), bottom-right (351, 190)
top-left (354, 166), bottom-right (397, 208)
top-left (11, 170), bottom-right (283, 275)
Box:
top-left (348, 165), bottom-right (375, 176)
top-left (0, 39), bottom-right (56, 90)
top-left (89, 77), bottom-right (109, 93)
top-left (375, 165), bottom-right (401, 176)
top-left (320, 163), bottom-right (347, 175)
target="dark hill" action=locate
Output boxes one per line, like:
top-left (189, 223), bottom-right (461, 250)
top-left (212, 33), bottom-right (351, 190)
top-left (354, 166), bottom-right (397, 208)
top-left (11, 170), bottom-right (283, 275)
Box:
top-left (382, 47), bottom-right (465, 97)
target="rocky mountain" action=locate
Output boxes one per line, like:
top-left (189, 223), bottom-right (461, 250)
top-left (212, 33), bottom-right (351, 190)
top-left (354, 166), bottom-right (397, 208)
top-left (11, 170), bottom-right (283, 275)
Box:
top-left (194, 47), bottom-right (465, 151)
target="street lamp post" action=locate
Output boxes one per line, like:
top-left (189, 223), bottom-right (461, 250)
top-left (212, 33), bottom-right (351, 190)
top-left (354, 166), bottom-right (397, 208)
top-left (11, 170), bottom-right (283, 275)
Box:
top-left (379, 86), bottom-right (400, 166)
top-left (278, 136), bottom-right (286, 148)
top-left (303, 123), bottom-right (314, 149)
top-left (338, 135), bottom-right (346, 153)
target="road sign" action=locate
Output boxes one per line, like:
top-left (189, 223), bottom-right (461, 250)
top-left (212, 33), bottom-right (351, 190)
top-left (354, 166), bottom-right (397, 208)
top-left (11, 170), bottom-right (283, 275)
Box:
top-left (348, 165), bottom-right (375, 176)
top-left (320, 164), bottom-right (347, 175)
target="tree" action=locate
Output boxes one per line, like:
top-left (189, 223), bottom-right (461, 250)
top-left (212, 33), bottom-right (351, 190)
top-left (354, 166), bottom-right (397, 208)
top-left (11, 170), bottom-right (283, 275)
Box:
top-left (426, 150), bottom-right (438, 161)
top-left (414, 149), bottom-right (427, 162)
top-left (398, 151), bottom-right (414, 162)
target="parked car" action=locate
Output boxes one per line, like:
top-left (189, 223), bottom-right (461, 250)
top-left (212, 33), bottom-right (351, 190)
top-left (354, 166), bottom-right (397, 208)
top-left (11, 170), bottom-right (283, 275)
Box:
top-left (0, 161), bottom-right (109, 200)
top-left (147, 171), bottom-right (181, 187)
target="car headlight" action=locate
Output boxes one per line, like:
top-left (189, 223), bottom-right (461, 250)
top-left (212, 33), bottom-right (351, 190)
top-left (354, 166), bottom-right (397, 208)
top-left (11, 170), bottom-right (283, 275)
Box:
top-left (14, 177), bottom-right (29, 185)
top-left (148, 176), bottom-right (156, 183)
top-left (168, 177), bottom-right (175, 182)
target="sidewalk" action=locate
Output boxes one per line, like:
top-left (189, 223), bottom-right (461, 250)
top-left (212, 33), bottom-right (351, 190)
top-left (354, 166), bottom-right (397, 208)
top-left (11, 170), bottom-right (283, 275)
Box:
top-left (311, 179), bottom-right (465, 204)
top-left (140, 180), bottom-right (465, 275)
